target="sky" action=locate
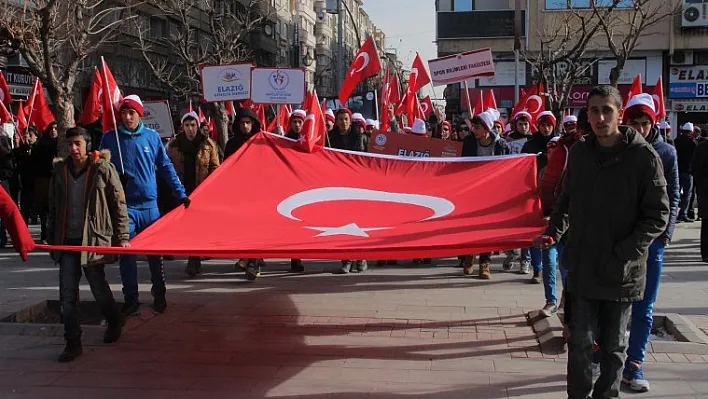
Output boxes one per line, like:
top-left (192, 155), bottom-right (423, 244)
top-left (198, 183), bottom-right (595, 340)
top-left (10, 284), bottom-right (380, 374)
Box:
top-left (364, 0), bottom-right (439, 99)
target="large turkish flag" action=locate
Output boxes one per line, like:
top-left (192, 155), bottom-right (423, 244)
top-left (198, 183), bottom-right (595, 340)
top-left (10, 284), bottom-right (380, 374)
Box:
top-left (38, 133), bottom-right (545, 259)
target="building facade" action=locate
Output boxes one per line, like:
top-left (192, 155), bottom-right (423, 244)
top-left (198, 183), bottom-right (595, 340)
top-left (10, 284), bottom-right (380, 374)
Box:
top-left (435, 0), bottom-right (708, 131)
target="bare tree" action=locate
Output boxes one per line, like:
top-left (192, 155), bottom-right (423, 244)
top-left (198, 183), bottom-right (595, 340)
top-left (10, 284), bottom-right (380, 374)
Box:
top-left (136, 0), bottom-right (269, 150)
top-left (521, 3), bottom-right (626, 117)
top-left (0, 0), bottom-right (133, 137)
top-left (593, 0), bottom-right (679, 87)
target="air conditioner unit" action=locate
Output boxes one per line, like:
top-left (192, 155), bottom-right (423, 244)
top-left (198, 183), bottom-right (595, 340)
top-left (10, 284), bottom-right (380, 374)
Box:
top-left (682, 0), bottom-right (708, 28)
top-left (672, 50), bottom-right (694, 65)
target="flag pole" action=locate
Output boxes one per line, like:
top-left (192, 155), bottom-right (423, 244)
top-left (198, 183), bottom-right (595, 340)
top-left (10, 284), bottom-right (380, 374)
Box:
top-left (101, 56), bottom-right (124, 175)
top-left (26, 79), bottom-right (37, 125)
top-left (462, 81), bottom-right (473, 118)
top-left (373, 89), bottom-right (379, 121)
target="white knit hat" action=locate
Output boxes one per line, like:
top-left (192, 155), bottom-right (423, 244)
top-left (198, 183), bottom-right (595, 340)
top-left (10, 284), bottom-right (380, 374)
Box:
top-left (682, 122), bottom-right (694, 132)
top-left (658, 120), bottom-right (671, 130)
top-left (513, 110), bottom-right (532, 122)
top-left (562, 114), bottom-right (578, 124)
top-left (410, 118), bottom-right (427, 135)
top-left (290, 109), bottom-right (307, 121)
top-left (352, 113), bottom-right (366, 123)
top-left (181, 111), bottom-right (199, 124)
top-left (325, 109), bottom-right (335, 122)
top-left (365, 118), bottom-right (376, 127)
top-left (474, 109), bottom-right (501, 132)
top-left (535, 110), bottom-right (557, 128)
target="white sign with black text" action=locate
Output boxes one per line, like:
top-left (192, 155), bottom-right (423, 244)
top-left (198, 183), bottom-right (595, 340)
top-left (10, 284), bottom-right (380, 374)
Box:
top-left (428, 49), bottom-right (496, 87)
top-left (250, 68), bottom-right (306, 104)
top-left (142, 100), bottom-right (175, 138)
top-left (200, 63), bottom-right (253, 102)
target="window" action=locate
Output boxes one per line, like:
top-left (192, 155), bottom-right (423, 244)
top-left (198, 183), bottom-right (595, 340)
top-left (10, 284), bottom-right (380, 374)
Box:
top-left (545, 0), bottom-right (633, 9)
top-left (453, 0), bottom-right (473, 11)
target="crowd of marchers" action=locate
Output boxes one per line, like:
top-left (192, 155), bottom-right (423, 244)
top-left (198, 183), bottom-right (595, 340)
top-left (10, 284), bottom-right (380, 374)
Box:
top-left (2, 84), bottom-right (708, 399)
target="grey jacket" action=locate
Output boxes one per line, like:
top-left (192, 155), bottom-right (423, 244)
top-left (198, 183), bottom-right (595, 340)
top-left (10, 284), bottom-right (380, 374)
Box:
top-left (545, 126), bottom-right (669, 302)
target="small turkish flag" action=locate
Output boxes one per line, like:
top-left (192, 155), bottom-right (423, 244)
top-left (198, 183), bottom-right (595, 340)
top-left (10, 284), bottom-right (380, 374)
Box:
top-left (389, 73), bottom-right (401, 105)
top-left (0, 72), bottom-right (11, 107)
top-left (300, 90), bottom-right (327, 152)
top-left (420, 95), bottom-right (434, 116)
top-left (652, 77), bottom-right (666, 120)
top-left (0, 101), bottom-right (11, 124)
top-left (100, 58), bottom-right (123, 133)
top-left (338, 37), bottom-right (381, 106)
top-left (623, 75), bottom-right (642, 109)
top-left (512, 83), bottom-right (545, 127)
top-left (15, 100), bottom-right (28, 133)
top-left (78, 67), bottom-right (103, 125)
top-left (24, 79), bottom-right (55, 133)
top-left (485, 90), bottom-right (497, 111)
top-left (410, 53), bottom-right (431, 93)
top-left (473, 89), bottom-right (485, 116)
top-left (267, 104), bottom-right (292, 133)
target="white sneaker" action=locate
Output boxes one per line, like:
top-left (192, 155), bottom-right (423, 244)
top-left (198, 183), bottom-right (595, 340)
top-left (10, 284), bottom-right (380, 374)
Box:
top-left (518, 261), bottom-right (531, 275)
top-left (622, 376), bottom-right (650, 392)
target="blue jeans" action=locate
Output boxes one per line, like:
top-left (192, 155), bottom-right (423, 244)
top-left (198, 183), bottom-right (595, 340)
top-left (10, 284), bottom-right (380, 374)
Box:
top-left (679, 172), bottom-right (694, 219)
top-left (119, 207), bottom-right (165, 305)
top-left (530, 245), bottom-right (563, 304)
top-left (59, 238), bottom-right (119, 340)
top-left (626, 239), bottom-right (665, 366)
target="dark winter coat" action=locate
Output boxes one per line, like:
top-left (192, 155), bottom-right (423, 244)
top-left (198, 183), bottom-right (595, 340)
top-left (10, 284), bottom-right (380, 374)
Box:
top-left (545, 126), bottom-right (669, 302)
top-left (0, 135), bottom-right (13, 182)
top-left (461, 132), bottom-right (510, 157)
top-left (47, 150), bottom-right (130, 266)
top-left (224, 107), bottom-right (262, 160)
top-left (327, 124), bottom-right (368, 152)
top-left (674, 133), bottom-right (697, 173)
top-left (521, 132), bottom-right (557, 175)
top-left (34, 135), bottom-right (57, 179)
top-left (645, 128), bottom-right (679, 241)
top-left (691, 140), bottom-right (708, 216)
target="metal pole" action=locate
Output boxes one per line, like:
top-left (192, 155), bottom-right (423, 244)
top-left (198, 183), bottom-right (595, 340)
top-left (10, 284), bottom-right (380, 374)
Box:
top-left (514, 0), bottom-right (522, 105)
top-left (336, 0), bottom-right (344, 103)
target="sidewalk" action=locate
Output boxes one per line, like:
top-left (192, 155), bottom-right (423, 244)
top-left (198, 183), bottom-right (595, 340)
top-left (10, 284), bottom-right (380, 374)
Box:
top-left (0, 223), bottom-right (706, 398)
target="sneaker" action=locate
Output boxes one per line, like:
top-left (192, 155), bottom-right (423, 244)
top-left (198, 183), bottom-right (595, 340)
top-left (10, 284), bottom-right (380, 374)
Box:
top-left (356, 260), bottom-right (368, 272)
top-left (335, 261), bottom-right (352, 274)
top-left (478, 263), bottom-right (492, 280)
top-left (121, 302), bottom-right (140, 318)
top-left (245, 265), bottom-right (260, 281)
top-left (153, 294), bottom-right (167, 314)
top-left (518, 261), bottom-right (531, 275)
top-left (502, 254), bottom-right (515, 271)
top-left (539, 302), bottom-right (557, 317)
top-left (529, 270), bottom-right (541, 284)
top-left (103, 314), bottom-right (125, 344)
top-left (57, 339), bottom-right (82, 363)
top-left (289, 259), bottom-right (305, 273)
top-left (622, 361), bottom-right (650, 392)
top-left (591, 362), bottom-right (601, 378)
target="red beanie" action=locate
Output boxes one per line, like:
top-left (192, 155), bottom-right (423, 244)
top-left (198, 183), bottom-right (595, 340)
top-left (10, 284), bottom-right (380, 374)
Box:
top-left (336, 108), bottom-right (352, 119)
top-left (120, 95), bottom-right (144, 117)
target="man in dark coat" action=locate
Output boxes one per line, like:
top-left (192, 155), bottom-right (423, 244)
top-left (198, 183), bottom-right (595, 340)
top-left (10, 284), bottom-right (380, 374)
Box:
top-left (224, 106), bottom-right (262, 161)
top-left (535, 86), bottom-right (669, 399)
top-left (675, 122), bottom-right (697, 221)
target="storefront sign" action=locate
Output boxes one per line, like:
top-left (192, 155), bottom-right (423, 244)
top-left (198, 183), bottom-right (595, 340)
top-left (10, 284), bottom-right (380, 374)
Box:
top-left (250, 68), bottom-right (306, 104)
top-left (477, 61), bottom-right (525, 87)
top-left (428, 49), bottom-right (495, 87)
top-left (567, 85), bottom-right (651, 108)
top-left (142, 100), bottom-right (175, 138)
top-left (598, 59), bottom-right (646, 85)
top-left (200, 63), bottom-right (253, 102)
top-left (669, 66), bottom-right (708, 99)
top-left (369, 131), bottom-right (462, 158)
top-left (673, 101), bottom-right (708, 112)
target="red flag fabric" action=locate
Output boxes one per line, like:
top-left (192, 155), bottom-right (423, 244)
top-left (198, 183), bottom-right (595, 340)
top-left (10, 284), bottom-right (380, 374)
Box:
top-left (410, 53), bottom-right (431, 93)
top-left (37, 133), bottom-right (545, 259)
top-left (473, 89), bottom-right (485, 116)
top-left (338, 36), bottom-right (382, 106)
top-left (512, 83), bottom-right (545, 124)
top-left (198, 107), bottom-right (206, 123)
top-left (420, 95), bottom-right (434, 116)
top-left (623, 75), bottom-right (642, 109)
top-left (225, 101), bottom-right (236, 116)
top-left (300, 90), bottom-right (327, 152)
top-left (389, 74), bottom-right (401, 105)
top-left (485, 90), bottom-right (497, 111)
top-left (267, 104), bottom-right (292, 133)
top-left (78, 67), bottom-right (103, 125)
top-left (395, 91), bottom-right (408, 118)
top-left (0, 101), bottom-right (11, 124)
top-left (652, 77), bottom-right (666, 120)
top-left (100, 59), bottom-right (122, 133)
top-left (0, 72), bottom-right (11, 107)
top-left (23, 79), bottom-right (55, 133)
top-left (0, 184), bottom-right (35, 261)
top-left (16, 100), bottom-right (27, 133)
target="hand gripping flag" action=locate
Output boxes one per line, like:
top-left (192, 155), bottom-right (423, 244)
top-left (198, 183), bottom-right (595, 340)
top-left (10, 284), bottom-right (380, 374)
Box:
top-left (37, 133), bottom-right (546, 259)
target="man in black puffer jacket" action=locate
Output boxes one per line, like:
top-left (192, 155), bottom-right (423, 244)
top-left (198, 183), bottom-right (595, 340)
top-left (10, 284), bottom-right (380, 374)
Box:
top-left (224, 106), bottom-right (262, 161)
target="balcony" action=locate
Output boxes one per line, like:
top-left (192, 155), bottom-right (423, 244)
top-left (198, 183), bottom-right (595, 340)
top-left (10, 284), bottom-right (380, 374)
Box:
top-left (250, 31), bottom-right (278, 55)
top-left (437, 10), bottom-right (526, 39)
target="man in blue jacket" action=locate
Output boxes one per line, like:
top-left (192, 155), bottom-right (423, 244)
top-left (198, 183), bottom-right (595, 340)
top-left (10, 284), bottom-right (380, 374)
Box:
top-left (621, 93), bottom-right (680, 393)
top-left (100, 95), bottom-right (189, 316)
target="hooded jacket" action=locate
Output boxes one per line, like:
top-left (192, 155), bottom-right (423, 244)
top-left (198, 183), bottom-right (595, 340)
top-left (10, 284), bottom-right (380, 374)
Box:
top-left (545, 126), bottom-right (669, 302)
top-left (47, 150), bottom-right (130, 266)
top-left (224, 107), bottom-right (262, 160)
top-left (645, 127), bottom-right (679, 241)
top-left (100, 121), bottom-right (186, 209)
top-left (461, 132), bottom-right (510, 157)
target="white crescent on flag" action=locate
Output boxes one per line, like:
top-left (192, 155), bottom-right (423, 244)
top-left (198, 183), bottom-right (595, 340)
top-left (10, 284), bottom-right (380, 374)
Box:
top-left (351, 53), bottom-right (371, 76)
top-left (525, 95), bottom-right (543, 114)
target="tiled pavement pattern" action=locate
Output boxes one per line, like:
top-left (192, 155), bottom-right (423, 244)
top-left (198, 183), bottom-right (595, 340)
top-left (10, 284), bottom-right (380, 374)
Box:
top-left (0, 223), bottom-right (707, 398)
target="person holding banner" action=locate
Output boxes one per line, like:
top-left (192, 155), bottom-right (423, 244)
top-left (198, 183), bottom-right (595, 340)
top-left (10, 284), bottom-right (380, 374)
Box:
top-left (100, 95), bottom-right (189, 316)
top-left (460, 108), bottom-right (510, 278)
top-left (166, 111), bottom-right (220, 277)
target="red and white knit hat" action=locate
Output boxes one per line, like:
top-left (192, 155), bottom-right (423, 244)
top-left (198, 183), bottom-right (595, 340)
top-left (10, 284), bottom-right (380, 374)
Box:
top-left (411, 119), bottom-right (427, 135)
top-left (325, 109), bottom-right (335, 122)
top-left (624, 93), bottom-right (656, 125)
top-left (535, 111), bottom-right (557, 129)
top-left (290, 109), bottom-right (307, 122)
top-left (513, 110), bottom-right (532, 122)
top-left (473, 109), bottom-right (501, 132)
top-left (120, 95), bottom-right (144, 117)
top-left (562, 114), bottom-right (578, 125)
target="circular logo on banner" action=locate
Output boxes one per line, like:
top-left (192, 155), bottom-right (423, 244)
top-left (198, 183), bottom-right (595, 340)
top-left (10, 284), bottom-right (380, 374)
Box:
top-left (219, 68), bottom-right (242, 83)
top-left (375, 133), bottom-right (387, 146)
top-left (675, 103), bottom-right (685, 111)
top-left (269, 70), bottom-right (290, 90)
top-left (142, 107), bottom-right (154, 120)
top-left (670, 67), bottom-right (679, 76)
top-left (366, 92), bottom-right (374, 101)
